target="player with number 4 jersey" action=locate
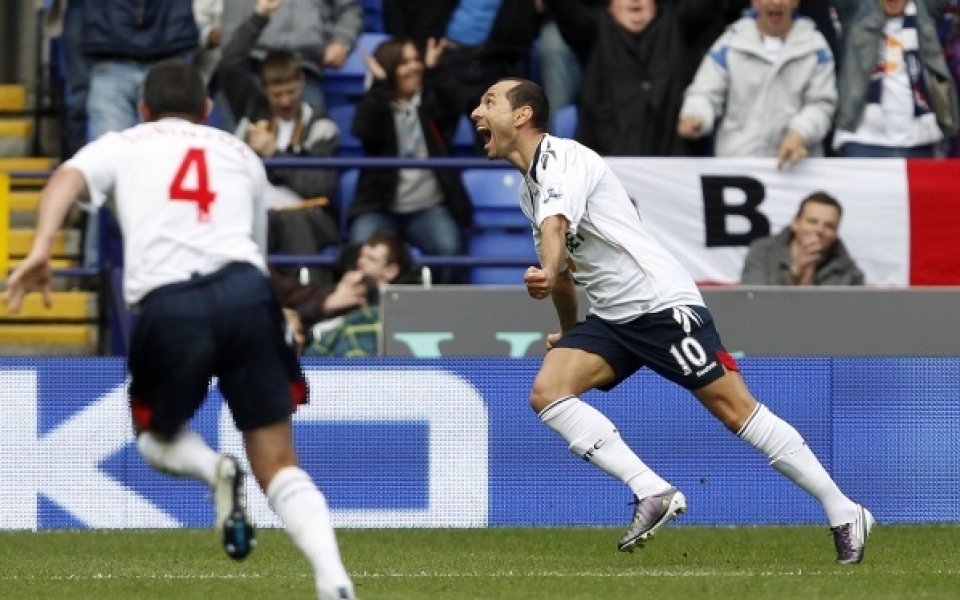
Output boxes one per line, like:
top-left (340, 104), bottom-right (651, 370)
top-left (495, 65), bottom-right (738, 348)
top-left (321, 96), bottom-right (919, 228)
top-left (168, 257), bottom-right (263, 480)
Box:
top-left (65, 104), bottom-right (269, 304)
top-left (2, 60), bottom-right (356, 600)
top-left (471, 78), bottom-right (874, 565)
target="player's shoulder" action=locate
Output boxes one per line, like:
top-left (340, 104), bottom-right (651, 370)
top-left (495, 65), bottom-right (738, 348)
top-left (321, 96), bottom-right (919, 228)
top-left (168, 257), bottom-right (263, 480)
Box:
top-left (539, 134), bottom-right (602, 175)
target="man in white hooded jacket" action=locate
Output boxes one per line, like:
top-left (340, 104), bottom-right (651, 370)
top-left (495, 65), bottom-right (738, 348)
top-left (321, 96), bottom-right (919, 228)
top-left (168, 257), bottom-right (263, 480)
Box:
top-left (678, 0), bottom-right (837, 168)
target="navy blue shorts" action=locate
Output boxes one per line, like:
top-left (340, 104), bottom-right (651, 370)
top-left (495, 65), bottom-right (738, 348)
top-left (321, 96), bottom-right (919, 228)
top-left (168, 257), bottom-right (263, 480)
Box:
top-left (127, 262), bottom-right (307, 436)
top-left (552, 305), bottom-right (738, 391)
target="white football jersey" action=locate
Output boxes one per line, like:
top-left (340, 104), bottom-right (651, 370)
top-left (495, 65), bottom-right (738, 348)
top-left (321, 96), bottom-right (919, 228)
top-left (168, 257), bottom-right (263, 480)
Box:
top-left (520, 135), bottom-right (704, 323)
top-left (66, 118), bottom-right (269, 304)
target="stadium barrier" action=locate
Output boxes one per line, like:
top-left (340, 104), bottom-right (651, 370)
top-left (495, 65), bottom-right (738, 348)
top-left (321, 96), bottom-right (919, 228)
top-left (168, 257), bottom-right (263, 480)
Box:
top-left (2, 356), bottom-right (957, 530)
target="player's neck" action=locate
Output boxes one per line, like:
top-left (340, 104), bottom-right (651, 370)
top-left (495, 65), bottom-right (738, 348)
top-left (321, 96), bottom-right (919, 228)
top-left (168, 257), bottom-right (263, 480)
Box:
top-left (509, 132), bottom-right (547, 175)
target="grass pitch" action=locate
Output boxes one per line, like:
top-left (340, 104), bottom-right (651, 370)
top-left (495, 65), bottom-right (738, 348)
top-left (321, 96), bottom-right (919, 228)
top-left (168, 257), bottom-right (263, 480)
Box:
top-left (1, 525), bottom-right (958, 599)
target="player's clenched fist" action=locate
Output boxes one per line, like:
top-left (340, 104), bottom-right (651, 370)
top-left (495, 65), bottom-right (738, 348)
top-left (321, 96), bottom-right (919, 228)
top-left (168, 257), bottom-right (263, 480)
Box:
top-left (524, 266), bottom-right (551, 300)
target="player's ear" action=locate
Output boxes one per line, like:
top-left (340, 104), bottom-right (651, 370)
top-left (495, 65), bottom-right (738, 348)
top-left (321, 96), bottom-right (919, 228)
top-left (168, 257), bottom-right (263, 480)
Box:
top-left (137, 100), bottom-right (153, 122)
top-left (515, 105), bottom-right (533, 128)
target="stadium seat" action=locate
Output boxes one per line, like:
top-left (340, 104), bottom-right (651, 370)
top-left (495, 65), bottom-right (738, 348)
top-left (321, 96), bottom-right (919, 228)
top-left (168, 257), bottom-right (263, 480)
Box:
top-left (468, 231), bottom-right (536, 285)
top-left (461, 168), bottom-right (527, 229)
top-left (327, 103), bottom-right (363, 157)
top-left (360, 0), bottom-right (385, 32)
top-left (323, 32), bottom-right (389, 105)
top-left (335, 168), bottom-right (360, 231)
top-left (451, 114), bottom-right (477, 156)
top-left (550, 104), bottom-right (578, 138)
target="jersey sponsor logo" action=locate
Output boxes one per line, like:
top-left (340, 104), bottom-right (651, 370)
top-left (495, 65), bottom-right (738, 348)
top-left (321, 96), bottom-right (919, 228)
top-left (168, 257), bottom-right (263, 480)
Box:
top-left (565, 230), bottom-right (584, 253)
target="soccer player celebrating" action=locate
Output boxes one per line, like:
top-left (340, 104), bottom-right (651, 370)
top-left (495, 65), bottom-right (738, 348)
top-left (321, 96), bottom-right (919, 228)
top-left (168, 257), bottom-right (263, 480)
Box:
top-left (470, 78), bottom-right (874, 564)
top-left (3, 60), bottom-right (356, 599)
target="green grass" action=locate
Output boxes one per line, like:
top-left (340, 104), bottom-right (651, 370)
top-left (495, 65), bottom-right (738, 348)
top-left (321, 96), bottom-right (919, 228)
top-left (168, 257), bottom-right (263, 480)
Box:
top-left (1, 526), bottom-right (958, 599)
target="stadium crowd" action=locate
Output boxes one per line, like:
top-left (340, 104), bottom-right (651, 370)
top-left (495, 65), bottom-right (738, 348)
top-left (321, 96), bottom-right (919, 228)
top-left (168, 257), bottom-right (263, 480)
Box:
top-left (42, 0), bottom-right (960, 292)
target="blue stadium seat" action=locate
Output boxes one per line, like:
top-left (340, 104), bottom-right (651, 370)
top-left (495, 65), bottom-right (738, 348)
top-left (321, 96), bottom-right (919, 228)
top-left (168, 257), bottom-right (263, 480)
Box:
top-left (335, 168), bottom-right (360, 231)
top-left (360, 0), bottom-right (385, 32)
top-left (323, 32), bottom-right (389, 105)
top-left (451, 115), bottom-right (477, 156)
top-left (550, 104), bottom-right (578, 138)
top-left (468, 231), bottom-right (536, 285)
top-left (461, 169), bottom-right (527, 229)
top-left (327, 103), bottom-right (364, 157)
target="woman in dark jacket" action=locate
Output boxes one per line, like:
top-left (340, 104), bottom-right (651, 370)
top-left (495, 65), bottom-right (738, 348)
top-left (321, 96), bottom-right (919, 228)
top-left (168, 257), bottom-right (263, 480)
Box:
top-left (349, 37), bottom-right (472, 282)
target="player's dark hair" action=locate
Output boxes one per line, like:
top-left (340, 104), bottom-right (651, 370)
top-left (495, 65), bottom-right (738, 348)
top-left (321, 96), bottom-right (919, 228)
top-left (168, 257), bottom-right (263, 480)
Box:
top-left (261, 50), bottom-right (304, 86)
top-left (364, 230), bottom-right (413, 282)
top-left (797, 191), bottom-right (843, 219)
top-left (143, 59), bottom-right (207, 121)
top-left (501, 78), bottom-right (549, 132)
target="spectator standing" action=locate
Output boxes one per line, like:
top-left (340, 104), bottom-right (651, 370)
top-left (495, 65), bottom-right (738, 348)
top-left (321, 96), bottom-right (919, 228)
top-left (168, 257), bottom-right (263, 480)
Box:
top-left (219, 0), bottom-right (363, 111)
top-left (41, 0), bottom-right (90, 158)
top-left (194, 0), bottom-right (225, 85)
top-left (384, 1), bottom-right (540, 124)
top-left (740, 191), bottom-right (864, 286)
top-left (220, 0), bottom-right (343, 286)
top-left (80, 0), bottom-right (199, 270)
top-left (678, 0), bottom-right (837, 168)
top-left (832, 0), bottom-right (960, 157)
top-left (3, 59), bottom-right (356, 600)
top-left (349, 37), bottom-right (472, 283)
top-left (550, 0), bottom-right (715, 156)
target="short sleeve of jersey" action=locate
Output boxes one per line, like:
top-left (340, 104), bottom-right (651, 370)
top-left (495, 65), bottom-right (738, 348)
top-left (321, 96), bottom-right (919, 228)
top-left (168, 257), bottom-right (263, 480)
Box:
top-left (63, 132), bottom-right (125, 208)
top-left (534, 144), bottom-right (593, 234)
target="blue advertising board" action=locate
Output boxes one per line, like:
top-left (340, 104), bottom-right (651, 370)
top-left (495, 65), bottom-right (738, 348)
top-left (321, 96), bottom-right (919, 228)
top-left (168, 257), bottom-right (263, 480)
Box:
top-left (1, 357), bottom-right (957, 530)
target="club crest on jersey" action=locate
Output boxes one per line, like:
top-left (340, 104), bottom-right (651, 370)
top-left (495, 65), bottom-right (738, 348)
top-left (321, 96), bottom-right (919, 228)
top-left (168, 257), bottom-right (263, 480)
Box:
top-left (543, 183), bottom-right (563, 204)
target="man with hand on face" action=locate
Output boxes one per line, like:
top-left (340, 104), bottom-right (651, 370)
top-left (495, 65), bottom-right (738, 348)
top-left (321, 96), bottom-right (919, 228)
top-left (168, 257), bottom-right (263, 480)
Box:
top-left (740, 191), bottom-right (865, 286)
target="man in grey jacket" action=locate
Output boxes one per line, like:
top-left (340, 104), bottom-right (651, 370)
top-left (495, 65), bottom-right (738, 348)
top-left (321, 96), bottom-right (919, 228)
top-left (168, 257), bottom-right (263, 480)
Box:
top-left (741, 191), bottom-right (865, 286)
top-left (678, 0), bottom-right (837, 168)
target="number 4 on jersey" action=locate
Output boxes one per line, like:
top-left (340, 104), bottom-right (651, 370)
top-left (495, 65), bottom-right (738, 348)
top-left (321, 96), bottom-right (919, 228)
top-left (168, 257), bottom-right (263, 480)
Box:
top-left (169, 148), bottom-right (216, 222)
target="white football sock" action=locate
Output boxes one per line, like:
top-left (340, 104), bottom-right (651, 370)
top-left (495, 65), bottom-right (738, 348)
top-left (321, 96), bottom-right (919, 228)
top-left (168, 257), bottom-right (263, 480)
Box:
top-left (266, 466), bottom-right (355, 600)
top-left (137, 429), bottom-right (219, 486)
top-left (539, 396), bottom-right (673, 499)
top-left (738, 403), bottom-right (858, 526)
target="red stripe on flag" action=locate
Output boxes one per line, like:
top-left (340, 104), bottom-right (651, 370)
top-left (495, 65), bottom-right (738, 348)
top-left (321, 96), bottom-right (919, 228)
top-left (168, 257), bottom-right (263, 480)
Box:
top-left (907, 159), bottom-right (960, 285)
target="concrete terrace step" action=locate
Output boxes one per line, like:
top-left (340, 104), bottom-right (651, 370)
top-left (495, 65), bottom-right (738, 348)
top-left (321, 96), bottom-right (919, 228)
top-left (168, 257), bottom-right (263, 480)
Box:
top-left (7, 229), bottom-right (81, 258)
top-left (0, 324), bottom-right (98, 355)
top-left (0, 291), bottom-right (97, 320)
top-left (0, 85), bottom-right (26, 112)
top-left (9, 189), bottom-right (40, 212)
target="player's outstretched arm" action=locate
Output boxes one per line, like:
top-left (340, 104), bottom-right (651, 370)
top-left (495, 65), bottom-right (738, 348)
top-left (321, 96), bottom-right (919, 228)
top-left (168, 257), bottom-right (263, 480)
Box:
top-left (2, 167), bottom-right (88, 313)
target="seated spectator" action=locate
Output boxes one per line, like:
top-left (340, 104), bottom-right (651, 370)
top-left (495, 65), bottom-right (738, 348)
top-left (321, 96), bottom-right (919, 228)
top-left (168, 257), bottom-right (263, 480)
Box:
top-left (831, 0), bottom-right (960, 158)
top-left (740, 191), bottom-right (864, 286)
top-left (303, 232), bottom-right (419, 357)
top-left (349, 37), bottom-right (472, 283)
top-left (219, 0), bottom-right (363, 111)
top-left (550, 0), bottom-right (716, 156)
top-left (678, 0), bottom-right (837, 168)
top-left (219, 0), bottom-right (342, 285)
